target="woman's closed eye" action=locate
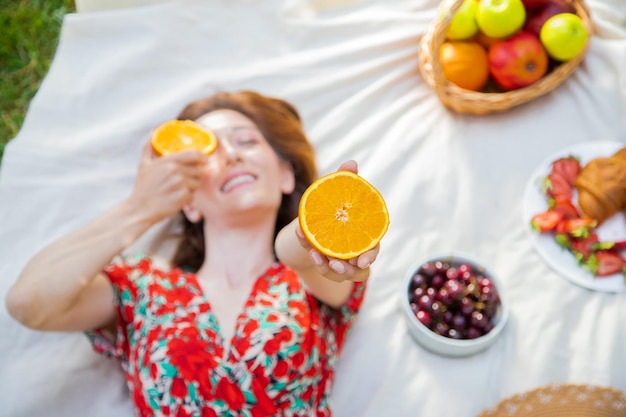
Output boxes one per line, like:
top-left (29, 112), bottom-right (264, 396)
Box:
top-left (232, 132), bottom-right (261, 146)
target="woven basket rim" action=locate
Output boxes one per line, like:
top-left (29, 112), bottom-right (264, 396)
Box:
top-left (418, 0), bottom-right (594, 115)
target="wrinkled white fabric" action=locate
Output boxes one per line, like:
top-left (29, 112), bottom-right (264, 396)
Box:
top-left (0, 0), bottom-right (624, 416)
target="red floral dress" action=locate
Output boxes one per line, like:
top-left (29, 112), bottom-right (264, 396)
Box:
top-left (86, 253), bottom-right (366, 417)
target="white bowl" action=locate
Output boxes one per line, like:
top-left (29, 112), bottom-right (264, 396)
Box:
top-left (399, 252), bottom-right (509, 357)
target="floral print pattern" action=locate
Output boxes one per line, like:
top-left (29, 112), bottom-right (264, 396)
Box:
top-left (86, 254), bottom-right (366, 417)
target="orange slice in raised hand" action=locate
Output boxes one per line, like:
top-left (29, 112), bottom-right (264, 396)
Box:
top-left (151, 120), bottom-right (218, 156)
top-left (298, 170), bottom-right (390, 260)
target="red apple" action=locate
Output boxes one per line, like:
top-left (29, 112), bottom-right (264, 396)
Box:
top-left (489, 31), bottom-right (549, 90)
top-left (521, 0), bottom-right (550, 12)
top-left (524, 0), bottom-right (575, 37)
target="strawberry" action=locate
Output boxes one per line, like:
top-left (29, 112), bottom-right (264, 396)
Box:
top-left (610, 240), bottom-right (626, 251)
top-left (544, 171), bottom-right (573, 201)
top-left (593, 239), bottom-right (626, 253)
top-left (554, 231), bottom-right (599, 262)
top-left (550, 197), bottom-right (580, 219)
top-left (551, 156), bottom-right (581, 187)
top-left (531, 209), bottom-right (564, 232)
top-left (557, 218), bottom-right (597, 239)
top-left (570, 232), bottom-right (599, 261)
top-left (584, 251), bottom-right (626, 277)
top-left (554, 233), bottom-right (572, 249)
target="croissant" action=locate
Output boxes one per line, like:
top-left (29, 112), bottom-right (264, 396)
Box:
top-left (575, 154), bottom-right (626, 224)
top-left (612, 147), bottom-right (626, 161)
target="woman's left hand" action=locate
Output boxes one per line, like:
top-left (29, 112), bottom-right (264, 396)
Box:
top-left (295, 224), bottom-right (379, 282)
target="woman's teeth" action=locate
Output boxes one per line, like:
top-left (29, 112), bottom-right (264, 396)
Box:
top-left (222, 175), bottom-right (255, 192)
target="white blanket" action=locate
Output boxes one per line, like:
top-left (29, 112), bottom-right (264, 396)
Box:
top-left (1, 0), bottom-right (625, 416)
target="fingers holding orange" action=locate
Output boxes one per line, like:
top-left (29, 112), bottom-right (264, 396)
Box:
top-left (130, 148), bottom-right (207, 222)
top-left (327, 258), bottom-right (369, 282)
top-left (354, 244), bottom-right (380, 269)
top-left (295, 222), bottom-right (373, 282)
top-left (310, 249), bottom-right (369, 282)
top-left (127, 121), bottom-right (214, 224)
top-left (337, 160), bottom-right (358, 174)
top-left (161, 161), bottom-right (205, 194)
top-left (141, 139), bottom-right (157, 162)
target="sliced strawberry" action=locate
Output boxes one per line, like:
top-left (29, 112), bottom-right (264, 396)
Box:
top-left (531, 209), bottom-right (564, 232)
top-left (551, 156), bottom-right (581, 187)
top-left (555, 219), bottom-right (569, 235)
top-left (551, 197), bottom-right (580, 219)
top-left (610, 240), bottom-right (626, 251)
top-left (554, 233), bottom-right (572, 249)
top-left (570, 232), bottom-right (599, 261)
top-left (593, 239), bottom-right (626, 253)
top-left (558, 218), bottom-right (598, 239)
top-left (544, 171), bottom-right (573, 201)
top-left (585, 251), bottom-right (626, 277)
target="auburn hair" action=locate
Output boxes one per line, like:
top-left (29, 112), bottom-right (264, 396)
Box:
top-left (171, 90), bottom-right (318, 271)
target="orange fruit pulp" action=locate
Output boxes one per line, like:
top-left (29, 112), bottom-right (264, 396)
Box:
top-left (151, 120), bottom-right (218, 156)
top-left (439, 40), bottom-right (490, 92)
top-left (298, 170), bottom-right (390, 260)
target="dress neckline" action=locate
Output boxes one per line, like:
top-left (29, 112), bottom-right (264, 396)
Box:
top-left (183, 262), bottom-right (283, 356)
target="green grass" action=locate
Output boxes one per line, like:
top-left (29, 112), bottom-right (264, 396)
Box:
top-left (0, 0), bottom-right (75, 164)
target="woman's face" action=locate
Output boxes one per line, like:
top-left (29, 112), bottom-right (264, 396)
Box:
top-left (189, 109), bottom-right (295, 221)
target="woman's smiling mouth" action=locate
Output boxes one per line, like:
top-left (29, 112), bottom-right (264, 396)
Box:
top-left (221, 174), bottom-right (256, 192)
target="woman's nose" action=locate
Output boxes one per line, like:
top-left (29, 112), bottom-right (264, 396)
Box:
top-left (219, 138), bottom-right (241, 162)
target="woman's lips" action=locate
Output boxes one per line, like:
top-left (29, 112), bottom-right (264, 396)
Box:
top-left (221, 174), bottom-right (256, 192)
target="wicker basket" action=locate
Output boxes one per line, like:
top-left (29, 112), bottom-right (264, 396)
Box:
top-left (418, 0), bottom-right (593, 115)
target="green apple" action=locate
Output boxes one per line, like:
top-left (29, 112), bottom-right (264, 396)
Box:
top-left (476, 0), bottom-right (526, 39)
top-left (440, 0), bottom-right (479, 40)
top-left (540, 13), bottom-right (588, 61)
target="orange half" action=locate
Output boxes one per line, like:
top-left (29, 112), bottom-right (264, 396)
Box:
top-left (298, 170), bottom-right (390, 260)
top-left (151, 120), bottom-right (218, 156)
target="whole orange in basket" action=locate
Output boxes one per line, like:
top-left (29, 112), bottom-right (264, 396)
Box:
top-left (151, 120), bottom-right (218, 156)
top-left (439, 41), bottom-right (490, 91)
top-left (298, 170), bottom-right (390, 260)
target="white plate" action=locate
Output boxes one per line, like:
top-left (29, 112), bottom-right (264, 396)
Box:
top-left (522, 141), bottom-right (626, 293)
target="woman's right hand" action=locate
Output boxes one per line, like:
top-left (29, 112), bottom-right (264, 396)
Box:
top-left (126, 141), bottom-right (208, 223)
